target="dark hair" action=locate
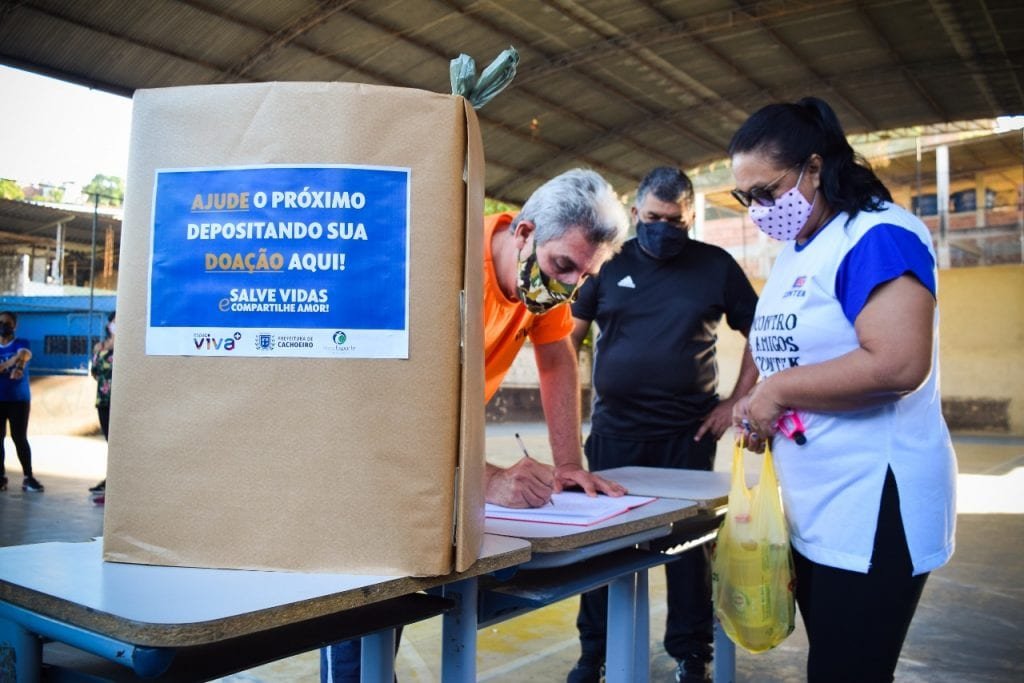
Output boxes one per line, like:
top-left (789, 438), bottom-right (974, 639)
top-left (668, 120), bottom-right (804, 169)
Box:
top-left (636, 167), bottom-right (694, 207)
top-left (728, 97), bottom-right (891, 220)
top-left (0, 311), bottom-right (17, 324)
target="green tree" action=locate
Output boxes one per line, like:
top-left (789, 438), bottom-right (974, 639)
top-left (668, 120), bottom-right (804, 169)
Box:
top-left (484, 197), bottom-right (518, 215)
top-left (83, 174), bottom-right (124, 206)
top-left (0, 178), bottom-right (25, 200)
top-left (36, 184), bottom-right (65, 203)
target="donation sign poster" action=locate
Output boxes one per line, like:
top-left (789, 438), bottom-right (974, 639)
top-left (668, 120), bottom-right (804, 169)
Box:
top-left (147, 165), bottom-right (410, 358)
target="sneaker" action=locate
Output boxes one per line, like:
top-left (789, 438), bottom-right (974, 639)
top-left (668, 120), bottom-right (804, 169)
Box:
top-left (22, 476), bottom-right (45, 492)
top-left (0, 475), bottom-right (7, 491)
top-left (567, 658), bottom-right (604, 683)
top-left (89, 479), bottom-right (106, 493)
top-left (675, 658), bottom-right (711, 683)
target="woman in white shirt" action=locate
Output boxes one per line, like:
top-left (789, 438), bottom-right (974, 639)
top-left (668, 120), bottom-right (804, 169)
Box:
top-left (727, 97), bottom-right (956, 682)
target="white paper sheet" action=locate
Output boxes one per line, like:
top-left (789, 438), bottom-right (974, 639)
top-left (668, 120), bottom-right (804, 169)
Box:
top-left (485, 492), bottom-right (657, 526)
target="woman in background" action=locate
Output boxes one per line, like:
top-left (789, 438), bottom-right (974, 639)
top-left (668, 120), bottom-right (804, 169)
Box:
top-left (89, 311), bottom-right (115, 497)
top-left (727, 97), bottom-right (956, 682)
top-left (0, 310), bottom-right (42, 492)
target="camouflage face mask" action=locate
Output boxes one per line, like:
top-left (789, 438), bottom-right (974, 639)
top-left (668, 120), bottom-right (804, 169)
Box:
top-left (516, 239), bottom-right (581, 314)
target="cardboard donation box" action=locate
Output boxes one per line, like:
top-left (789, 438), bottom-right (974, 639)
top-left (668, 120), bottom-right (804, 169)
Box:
top-left (103, 82), bottom-right (486, 576)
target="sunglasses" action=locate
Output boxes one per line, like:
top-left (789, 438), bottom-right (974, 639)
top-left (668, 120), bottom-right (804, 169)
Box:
top-left (731, 162), bottom-right (803, 208)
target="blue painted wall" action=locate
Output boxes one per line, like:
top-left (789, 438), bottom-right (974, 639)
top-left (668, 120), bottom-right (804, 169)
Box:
top-left (0, 296), bottom-right (117, 376)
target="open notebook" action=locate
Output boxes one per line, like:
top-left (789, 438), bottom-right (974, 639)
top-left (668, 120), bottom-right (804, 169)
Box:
top-left (485, 491), bottom-right (657, 526)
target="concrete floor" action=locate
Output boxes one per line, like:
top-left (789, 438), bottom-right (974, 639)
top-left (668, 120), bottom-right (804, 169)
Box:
top-left (1, 428), bottom-right (1022, 682)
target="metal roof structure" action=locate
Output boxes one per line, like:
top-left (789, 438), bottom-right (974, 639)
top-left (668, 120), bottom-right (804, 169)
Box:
top-left (0, 198), bottom-right (120, 254)
top-left (1, 0), bottom-right (1022, 206)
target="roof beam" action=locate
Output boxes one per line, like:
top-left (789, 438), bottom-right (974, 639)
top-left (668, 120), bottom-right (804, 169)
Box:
top-left (854, 3), bottom-right (948, 121)
top-left (514, 0), bottom-right (852, 86)
top-left (178, 0), bottom-right (667, 196)
top-left (431, 1), bottom-right (728, 199)
top-left (335, 3), bottom-right (654, 191)
top-left (976, 0), bottom-right (1024, 110)
top-left (0, 1), bottom-right (226, 93)
top-left (726, 0), bottom-right (878, 130)
top-left (216, 0), bottom-right (358, 81)
top-left (631, 0), bottom-right (784, 111)
top-left (18, 0), bottom-right (618, 198)
top-left (0, 229), bottom-right (102, 253)
top-left (538, 0), bottom-right (749, 124)
top-left (927, 0), bottom-right (1002, 114)
top-left (430, 0), bottom-right (705, 160)
top-left (576, 55), bottom-right (1020, 175)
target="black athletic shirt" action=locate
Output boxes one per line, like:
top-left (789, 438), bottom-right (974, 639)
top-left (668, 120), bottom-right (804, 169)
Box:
top-left (572, 237), bottom-right (758, 438)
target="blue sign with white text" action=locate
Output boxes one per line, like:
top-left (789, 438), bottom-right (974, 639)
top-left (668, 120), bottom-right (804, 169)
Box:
top-left (147, 165), bottom-right (410, 358)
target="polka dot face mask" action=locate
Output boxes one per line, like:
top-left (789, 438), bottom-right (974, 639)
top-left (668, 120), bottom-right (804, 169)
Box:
top-left (747, 167), bottom-right (815, 241)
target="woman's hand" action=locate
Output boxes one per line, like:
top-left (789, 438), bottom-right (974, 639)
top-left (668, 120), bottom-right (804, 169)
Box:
top-left (745, 379), bottom-right (786, 440)
top-left (732, 380), bottom-right (785, 453)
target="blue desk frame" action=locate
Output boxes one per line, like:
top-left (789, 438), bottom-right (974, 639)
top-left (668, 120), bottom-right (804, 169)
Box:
top-left (0, 535), bottom-right (530, 682)
top-left (440, 497), bottom-right (709, 683)
top-left (1, 468), bottom-right (736, 682)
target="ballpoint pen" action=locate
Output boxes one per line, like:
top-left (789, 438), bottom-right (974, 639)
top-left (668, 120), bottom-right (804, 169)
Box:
top-left (514, 432), bottom-right (555, 505)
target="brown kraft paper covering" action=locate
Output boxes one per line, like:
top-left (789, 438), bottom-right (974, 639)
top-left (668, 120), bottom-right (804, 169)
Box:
top-left (103, 81), bottom-right (484, 576)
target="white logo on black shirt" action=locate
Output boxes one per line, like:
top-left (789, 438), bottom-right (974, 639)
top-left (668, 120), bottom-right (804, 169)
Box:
top-left (617, 275), bottom-right (636, 288)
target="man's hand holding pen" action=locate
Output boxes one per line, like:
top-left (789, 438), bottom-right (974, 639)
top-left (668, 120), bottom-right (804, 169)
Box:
top-left (485, 457), bottom-right (557, 508)
top-left (485, 435), bottom-right (628, 509)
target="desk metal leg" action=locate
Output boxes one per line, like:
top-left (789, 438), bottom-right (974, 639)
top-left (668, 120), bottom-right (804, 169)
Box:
top-left (440, 577), bottom-right (477, 683)
top-left (0, 616), bottom-right (42, 682)
top-left (634, 569), bottom-right (650, 682)
top-left (713, 619), bottom-right (736, 683)
top-left (606, 569), bottom-right (649, 683)
top-left (360, 629), bottom-right (396, 683)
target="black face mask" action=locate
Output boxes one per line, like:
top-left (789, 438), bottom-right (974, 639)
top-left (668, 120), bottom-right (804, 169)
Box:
top-left (0, 323), bottom-right (13, 337)
top-left (636, 220), bottom-right (689, 260)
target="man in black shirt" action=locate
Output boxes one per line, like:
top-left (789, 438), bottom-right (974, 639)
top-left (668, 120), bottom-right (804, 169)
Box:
top-left (568, 167), bottom-right (759, 683)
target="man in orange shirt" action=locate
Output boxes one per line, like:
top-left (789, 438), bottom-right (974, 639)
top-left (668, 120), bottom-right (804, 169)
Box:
top-left (482, 167), bottom-right (631, 507)
top-left (323, 168), bottom-right (630, 682)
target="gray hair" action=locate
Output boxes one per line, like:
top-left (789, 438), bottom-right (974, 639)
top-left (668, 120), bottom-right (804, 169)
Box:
top-left (512, 169), bottom-right (628, 249)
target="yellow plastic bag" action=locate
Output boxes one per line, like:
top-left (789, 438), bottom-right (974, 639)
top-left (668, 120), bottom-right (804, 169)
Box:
top-left (711, 439), bottom-right (795, 653)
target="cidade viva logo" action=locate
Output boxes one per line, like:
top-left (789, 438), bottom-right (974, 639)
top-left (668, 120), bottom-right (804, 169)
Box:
top-left (193, 331), bottom-right (242, 351)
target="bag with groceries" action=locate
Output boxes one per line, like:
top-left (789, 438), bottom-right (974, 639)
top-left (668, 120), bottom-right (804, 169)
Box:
top-left (711, 438), bottom-right (795, 653)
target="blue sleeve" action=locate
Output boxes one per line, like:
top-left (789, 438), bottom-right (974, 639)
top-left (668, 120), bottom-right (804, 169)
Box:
top-left (835, 224), bottom-right (935, 324)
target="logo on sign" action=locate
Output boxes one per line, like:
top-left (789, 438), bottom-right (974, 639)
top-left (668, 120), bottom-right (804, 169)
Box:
top-left (255, 334), bottom-right (275, 351)
top-left (332, 331), bottom-right (348, 346)
top-left (193, 331), bottom-right (242, 352)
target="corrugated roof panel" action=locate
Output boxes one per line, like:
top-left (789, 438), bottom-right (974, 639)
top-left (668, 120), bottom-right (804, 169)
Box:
top-left (1, 0), bottom-right (1020, 205)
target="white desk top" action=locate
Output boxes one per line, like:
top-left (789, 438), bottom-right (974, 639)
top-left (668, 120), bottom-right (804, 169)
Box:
top-left (595, 466), bottom-right (738, 507)
top-left (485, 497), bottom-right (696, 554)
top-left (0, 534), bottom-right (530, 647)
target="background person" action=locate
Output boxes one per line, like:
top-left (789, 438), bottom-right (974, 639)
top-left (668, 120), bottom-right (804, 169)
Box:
top-left (0, 310), bottom-right (42, 492)
top-left (568, 167), bottom-right (758, 683)
top-left (728, 97), bottom-right (956, 682)
top-left (89, 311), bottom-right (116, 498)
top-left (322, 167), bottom-right (632, 682)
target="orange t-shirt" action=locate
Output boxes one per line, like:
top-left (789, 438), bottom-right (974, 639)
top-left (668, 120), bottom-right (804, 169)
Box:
top-left (483, 213), bottom-right (573, 402)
